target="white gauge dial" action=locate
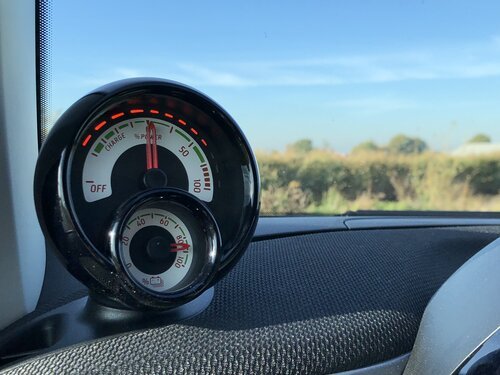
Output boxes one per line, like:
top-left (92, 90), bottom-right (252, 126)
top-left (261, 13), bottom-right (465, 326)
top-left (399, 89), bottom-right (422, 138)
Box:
top-left (81, 117), bottom-right (213, 203)
top-left (119, 207), bottom-right (194, 293)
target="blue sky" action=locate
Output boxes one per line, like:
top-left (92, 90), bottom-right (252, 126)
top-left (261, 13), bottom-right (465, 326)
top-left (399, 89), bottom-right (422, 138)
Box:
top-left (51, 0), bottom-right (500, 153)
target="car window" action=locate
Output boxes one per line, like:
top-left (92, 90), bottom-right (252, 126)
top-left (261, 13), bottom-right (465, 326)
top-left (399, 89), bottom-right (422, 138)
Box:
top-left (44, 0), bottom-right (500, 215)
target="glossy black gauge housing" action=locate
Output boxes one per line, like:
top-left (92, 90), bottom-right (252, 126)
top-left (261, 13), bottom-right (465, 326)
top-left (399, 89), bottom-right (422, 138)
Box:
top-left (108, 189), bottom-right (220, 308)
top-left (34, 78), bottom-right (260, 310)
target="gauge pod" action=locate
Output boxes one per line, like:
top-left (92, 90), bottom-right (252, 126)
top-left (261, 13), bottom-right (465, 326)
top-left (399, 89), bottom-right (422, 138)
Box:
top-left (108, 189), bottom-right (220, 308)
top-left (34, 78), bottom-right (260, 310)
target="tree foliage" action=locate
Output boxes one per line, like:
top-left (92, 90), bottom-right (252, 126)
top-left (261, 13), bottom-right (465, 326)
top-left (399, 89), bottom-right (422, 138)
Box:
top-left (286, 139), bottom-right (314, 154)
top-left (351, 141), bottom-right (380, 154)
top-left (467, 134), bottom-right (491, 143)
top-left (257, 150), bottom-right (500, 214)
top-left (387, 134), bottom-right (428, 154)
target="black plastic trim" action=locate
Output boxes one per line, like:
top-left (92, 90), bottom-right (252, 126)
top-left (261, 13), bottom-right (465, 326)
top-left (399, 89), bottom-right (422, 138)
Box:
top-left (35, 0), bottom-right (51, 149)
top-left (0, 290), bottom-right (214, 368)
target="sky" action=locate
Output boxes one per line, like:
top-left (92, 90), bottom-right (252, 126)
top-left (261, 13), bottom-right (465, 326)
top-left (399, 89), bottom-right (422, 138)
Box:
top-left (51, 0), bottom-right (500, 153)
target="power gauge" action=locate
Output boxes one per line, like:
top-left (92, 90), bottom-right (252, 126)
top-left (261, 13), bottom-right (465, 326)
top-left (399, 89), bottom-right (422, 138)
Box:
top-left (34, 78), bottom-right (260, 311)
top-left (109, 189), bottom-right (220, 300)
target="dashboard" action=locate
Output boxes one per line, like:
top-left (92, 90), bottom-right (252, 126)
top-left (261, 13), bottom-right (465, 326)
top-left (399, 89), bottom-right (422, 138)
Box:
top-left (0, 219), bottom-right (499, 374)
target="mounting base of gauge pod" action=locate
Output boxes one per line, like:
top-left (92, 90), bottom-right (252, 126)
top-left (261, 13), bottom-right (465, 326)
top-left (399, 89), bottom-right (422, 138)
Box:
top-left (107, 189), bottom-right (220, 308)
top-left (34, 78), bottom-right (260, 312)
top-left (0, 291), bottom-right (214, 364)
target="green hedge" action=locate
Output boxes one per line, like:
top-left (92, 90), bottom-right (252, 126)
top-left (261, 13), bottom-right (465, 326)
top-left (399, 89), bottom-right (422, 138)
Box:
top-left (257, 150), bottom-right (500, 207)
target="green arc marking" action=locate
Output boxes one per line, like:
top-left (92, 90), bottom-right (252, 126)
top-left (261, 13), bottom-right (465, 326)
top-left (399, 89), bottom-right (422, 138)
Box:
top-left (175, 129), bottom-right (190, 142)
top-left (153, 121), bottom-right (169, 128)
top-left (193, 146), bottom-right (204, 162)
top-left (104, 131), bottom-right (115, 140)
top-left (94, 143), bottom-right (104, 153)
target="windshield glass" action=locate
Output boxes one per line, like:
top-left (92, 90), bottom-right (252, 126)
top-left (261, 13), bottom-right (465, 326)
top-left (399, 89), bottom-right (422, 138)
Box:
top-left (47, 0), bottom-right (500, 215)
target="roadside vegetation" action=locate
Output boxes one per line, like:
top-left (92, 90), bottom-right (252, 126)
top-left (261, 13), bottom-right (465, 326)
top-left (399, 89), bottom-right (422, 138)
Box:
top-left (257, 134), bottom-right (500, 214)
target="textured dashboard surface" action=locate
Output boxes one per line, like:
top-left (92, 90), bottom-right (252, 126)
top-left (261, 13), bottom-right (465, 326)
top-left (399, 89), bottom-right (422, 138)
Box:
top-left (2, 226), bottom-right (499, 374)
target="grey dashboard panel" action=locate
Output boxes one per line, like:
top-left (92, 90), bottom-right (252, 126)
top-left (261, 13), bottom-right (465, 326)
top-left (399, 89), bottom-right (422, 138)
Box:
top-left (344, 217), bottom-right (500, 230)
top-left (255, 216), bottom-right (500, 240)
top-left (403, 237), bottom-right (500, 375)
top-left (0, 0), bottom-right (45, 329)
top-left (337, 353), bottom-right (409, 375)
top-left (254, 216), bottom-right (347, 238)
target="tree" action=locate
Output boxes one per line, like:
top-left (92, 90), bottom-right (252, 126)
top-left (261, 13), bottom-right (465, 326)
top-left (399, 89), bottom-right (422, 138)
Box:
top-left (387, 134), bottom-right (428, 154)
top-left (467, 134), bottom-right (491, 143)
top-left (260, 181), bottom-right (311, 214)
top-left (351, 141), bottom-right (379, 154)
top-left (286, 139), bottom-right (314, 154)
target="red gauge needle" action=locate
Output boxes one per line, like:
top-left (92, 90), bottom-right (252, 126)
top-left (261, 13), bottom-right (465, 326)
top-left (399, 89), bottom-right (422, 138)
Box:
top-left (170, 243), bottom-right (191, 252)
top-left (143, 120), bottom-right (167, 188)
top-left (146, 121), bottom-right (159, 170)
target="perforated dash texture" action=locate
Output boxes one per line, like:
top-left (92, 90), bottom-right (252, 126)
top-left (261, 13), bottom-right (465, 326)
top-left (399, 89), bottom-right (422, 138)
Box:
top-left (2, 226), bottom-right (499, 374)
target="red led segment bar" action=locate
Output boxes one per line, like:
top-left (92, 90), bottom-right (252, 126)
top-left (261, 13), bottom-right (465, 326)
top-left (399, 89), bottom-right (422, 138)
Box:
top-left (88, 110), bottom-right (207, 152)
top-left (82, 134), bottom-right (92, 147)
top-left (111, 112), bottom-right (125, 120)
top-left (94, 121), bottom-right (107, 131)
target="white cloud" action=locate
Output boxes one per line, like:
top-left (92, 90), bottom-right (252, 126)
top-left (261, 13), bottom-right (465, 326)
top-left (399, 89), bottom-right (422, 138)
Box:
top-left (328, 96), bottom-right (418, 113)
top-left (176, 64), bottom-right (253, 87)
top-left (172, 36), bottom-right (500, 87)
top-left (73, 35), bottom-right (500, 89)
top-left (176, 63), bottom-right (346, 87)
top-left (80, 67), bottom-right (143, 87)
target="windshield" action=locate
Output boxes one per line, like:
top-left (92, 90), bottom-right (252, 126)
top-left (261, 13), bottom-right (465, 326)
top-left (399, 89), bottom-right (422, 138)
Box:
top-left (45, 0), bottom-right (500, 215)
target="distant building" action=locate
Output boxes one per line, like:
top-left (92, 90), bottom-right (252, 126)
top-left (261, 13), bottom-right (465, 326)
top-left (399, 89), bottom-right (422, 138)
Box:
top-left (451, 143), bottom-right (500, 156)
